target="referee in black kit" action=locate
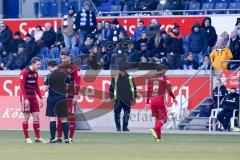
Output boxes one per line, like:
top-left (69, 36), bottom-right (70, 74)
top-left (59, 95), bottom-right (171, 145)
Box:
top-left (42, 60), bottom-right (71, 143)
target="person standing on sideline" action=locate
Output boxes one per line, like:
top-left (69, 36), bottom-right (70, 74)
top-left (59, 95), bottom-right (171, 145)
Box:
top-left (75, 1), bottom-right (97, 48)
top-left (146, 65), bottom-right (177, 143)
top-left (62, 6), bottom-right (77, 50)
top-left (109, 64), bottom-right (137, 132)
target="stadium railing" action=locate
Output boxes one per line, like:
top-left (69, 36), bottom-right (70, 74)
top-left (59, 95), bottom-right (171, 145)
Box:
top-left (97, 9), bottom-right (240, 17)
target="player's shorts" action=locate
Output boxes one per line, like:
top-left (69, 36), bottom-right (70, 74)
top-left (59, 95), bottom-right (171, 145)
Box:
top-left (151, 106), bottom-right (167, 122)
top-left (150, 103), bottom-right (167, 118)
top-left (21, 97), bottom-right (40, 113)
top-left (46, 95), bottom-right (67, 117)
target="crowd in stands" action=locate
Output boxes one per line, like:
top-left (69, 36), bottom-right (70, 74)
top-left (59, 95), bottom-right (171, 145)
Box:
top-left (1, 1), bottom-right (240, 70)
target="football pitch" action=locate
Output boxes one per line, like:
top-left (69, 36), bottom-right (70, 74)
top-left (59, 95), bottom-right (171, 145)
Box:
top-left (0, 131), bottom-right (239, 160)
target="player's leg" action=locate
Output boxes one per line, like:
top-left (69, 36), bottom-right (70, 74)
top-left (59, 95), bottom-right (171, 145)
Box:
top-left (32, 112), bottom-right (46, 143)
top-left (22, 113), bottom-right (32, 143)
top-left (154, 109), bottom-right (167, 141)
top-left (56, 118), bottom-right (63, 142)
top-left (223, 111), bottom-right (233, 131)
top-left (60, 117), bottom-right (70, 143)
top-left (68, 99), bottom-right (76, 141)
top-left (114, 99), bottom-right (123, 131)
top-left (122, 100), bottom-right (131, 131)
top-left (49, 117), bottom-right (57, 143)
top-left (217, 110), bottom-right (225, 130)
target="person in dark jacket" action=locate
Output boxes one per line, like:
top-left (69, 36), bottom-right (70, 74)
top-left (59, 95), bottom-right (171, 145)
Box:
top-left (25, 34), bottom-right (38, 62)
top-left (146, 19), bottom-right (161, 39)
top-left (40, 23), bottom-right (57, 49)
top-left (101, 21), bottom-right (113, 42)
top-left (149, 30), bottom-right (166, 58)
top-left (213, 79), bottom-right (228, 109)
top-left (0, 49), bottom-right (13, 70)
top-left (165, 23), bottom-right (184, 69)
top-left (182, 53), bottom-right (199, 70)
top-left (9, 44), bottom-right (28, 70)
top-left (109, 64), bottom-right (137, 131)
top-left (0, 23), bottom-right (13, 52)
top-left (217, 88), bottom-right (239, 131)
top-left (228, 30), bottom-right (240, 70)
top-left (101, 46), bottom-right (112, 70)
top-left (10, 31), bottom-right (25, 54)
top-left (201, 17), bottom-right (217, 55)
top-left (80, 35), bottom-right (94, 54)
top-left (135, 32), bottom-right (149, 50)
top-left (188, 23), bottom-right (208, 64)
top-left (75, 1), bottom-right (97, 47)
top-left (131, 20), bottom-right (147, 42)
top-left (127, 41), bottom-right (140, 63)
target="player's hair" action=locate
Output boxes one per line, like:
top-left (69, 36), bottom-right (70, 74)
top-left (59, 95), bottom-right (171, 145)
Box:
top-left (156, 64), bottom-right (168, 71)
top-left (60, 49), bottom-right (70, 56)
top-left (47, 60), bottom-right (58, 67)
top-left (31, 57), bottom-right (41, 64)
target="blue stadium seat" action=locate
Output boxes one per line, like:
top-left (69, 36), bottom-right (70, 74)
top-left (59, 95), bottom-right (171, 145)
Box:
top-left (40, 47), bottom-right (49, 56)
top-left (45, 54), bottom-right (54, 59)
top-left (212, 2), bottom-right (228, 14)
top-left (40, 65), bottom-right (46, 70)
top-left (42, 58), bottom-right (51, 67)
top-left (97, 6), bottom-right (111, 12)
top-left (70, 47), bottom-right (80, 56)
top-left (187, 2), bottom-right (201, 15)
top-left (217, 0), bottom-right (230, 2)
top-left (205, 0), bottom-right (217, 2)
top-left (229, 2), bottom-right (240, 14)
top-left (50, 2), bottom-right (58, 17)
top-left (54, 58), bottom-right (61, 65)
top-left (201, 2), bottom-right (215, 14)
top-left (50, 47), bottom-right (60, 58)
top-left (41, 1), bottom-right (51, 17)
top-left (233, 0), bottom-right (240, 2)
top-left (69, 54), bottom-right (75, 60)
top-left (69, 0), bottom-right (79, 11)
top-left (62, 1), bottom-right (70, 15)
top-left (36, 54), bottom-right (44, 60)
top-left (34, 2), bottom-right (39, 17)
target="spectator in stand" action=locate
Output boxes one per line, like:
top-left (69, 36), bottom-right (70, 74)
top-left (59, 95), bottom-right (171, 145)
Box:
top-left (94, 34), bottom-right (105, 48)
top-left (182, 53), bottom-right (199, 70)
top-left (201, 17), bottom-right (217, 56)
top-left (51, 27), bottom-right (65, 50)
top-left (0, 21), bottom-right (13, 52)
top-left (101, 46), bottom-right (112, 70)
top-left (219, 31), bottom-right (230, 48)
top-left (87, 48), bottom-right (102, 70)
top-left (0, 49), bottom-right (13, 70)
top-left (127, 41), bottom-right (140, 63)
top-left (25, 33), bottom-right (38, 62)
top-left (131, 20), bottom-right (147, 42)
top-left (188, 22), bottom-right (208, 65)
top-left (34, 26), bottom-right (44, 43)
top-left (210, 40), bottom-right (233, 71)
top-left (62, 6), bottom-right (77, 50)
top-left (75, 1), bottom-right (97, 47)
top-left (142, 0), bottom-right (159, 11)
top-left (101, 21), bottom-right (113, 41)
top-left (217, 87), bottom-right (239, 131)
top-left (229, 30), bottom-right (240, 70)
top-left (40, 23), bottom-right (57, 49)
top-left (118, 30), bottom-right (130, 43)
top-left (139, 42), bottom-right (153, 63)
top-left (94, 21), bottom-right (104, 38)
top-left (161, 30), bottom-right (168, 40)
top-left (111, 19), bottom-right (121, 43)
top-left (135, 32), bottom-right (149, 50)
top-left (9, 44), bottom-right (28, 70)
top-left (199, 55), bottom-right (211, 70)
top-left (10, 31), bottom-right (25, 54)
top-left (146, 19), bottom-right (161, 39)
top-left (165, 23), bottom-right (184, 69)
top-left (149, 30), bottom-right (166, 58)
top-left (80, 34), bottom-right (94, 54)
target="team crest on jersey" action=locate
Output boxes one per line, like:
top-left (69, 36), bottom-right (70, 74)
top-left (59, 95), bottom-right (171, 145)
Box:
top-left (77, 71), bottom-right (80, 76)
top-left (20, 75), bottom-right (23, 79)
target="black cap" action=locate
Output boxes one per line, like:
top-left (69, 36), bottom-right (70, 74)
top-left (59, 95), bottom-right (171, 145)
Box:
top-left (111, 18), bottom-right (119, 25)
top-left (15, 31), bottom-right (21, 36)
top-left (26, 33), bottom-right (31, 38)
top-left (68, 5), bottom-right (75, 11)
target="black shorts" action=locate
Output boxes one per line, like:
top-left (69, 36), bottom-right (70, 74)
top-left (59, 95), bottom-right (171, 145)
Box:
top-left (46, 96), bottom-right (67, 117)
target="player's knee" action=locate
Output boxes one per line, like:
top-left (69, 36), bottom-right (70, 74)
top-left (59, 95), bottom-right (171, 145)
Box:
top-left (60, 117), bottom-right (68, 123)
top-left (49, 117), bottom-right (56, 122)
top-left (33, 114), bottom-right (40, 121)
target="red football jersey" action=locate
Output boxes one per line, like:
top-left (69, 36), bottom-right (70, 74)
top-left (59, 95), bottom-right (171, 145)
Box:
top-left (58, 62), bottom-right (81, 98)
top-left (147, 75), bottom-right (175, 104)
top-left (19, 67), bottom-right (42, 99)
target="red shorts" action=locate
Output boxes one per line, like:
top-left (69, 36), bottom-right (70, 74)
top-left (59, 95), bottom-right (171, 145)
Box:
top-left (21, 97), bottom-right (40, 113)
top-left (151, 105), bottom-right (167, 122)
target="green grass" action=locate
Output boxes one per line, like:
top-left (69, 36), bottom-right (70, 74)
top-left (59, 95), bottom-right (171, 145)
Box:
top-left (0, 131), bottom-right (239, 160)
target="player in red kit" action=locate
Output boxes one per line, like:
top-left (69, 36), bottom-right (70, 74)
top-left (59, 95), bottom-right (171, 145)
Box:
top-left (56, 49), bottom-right (81, 143)
top-left (20, 57), bottom-right (46, 143)
top-left (146, 65), bottom-right (177, 143)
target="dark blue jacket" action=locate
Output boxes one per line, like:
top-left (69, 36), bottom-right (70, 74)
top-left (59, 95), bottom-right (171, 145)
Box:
top-left (188, 23), bottom-right (208, 53)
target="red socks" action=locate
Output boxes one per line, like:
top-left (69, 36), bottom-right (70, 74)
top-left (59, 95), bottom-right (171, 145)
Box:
top-left (22, 123), bottom-right (29, 139)
top-left (57, 118), bottom-right (63, 139)
top-left (33, 121), bottom-right (40, 139)
top-left (69, 116), bottom-right (76, 139)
